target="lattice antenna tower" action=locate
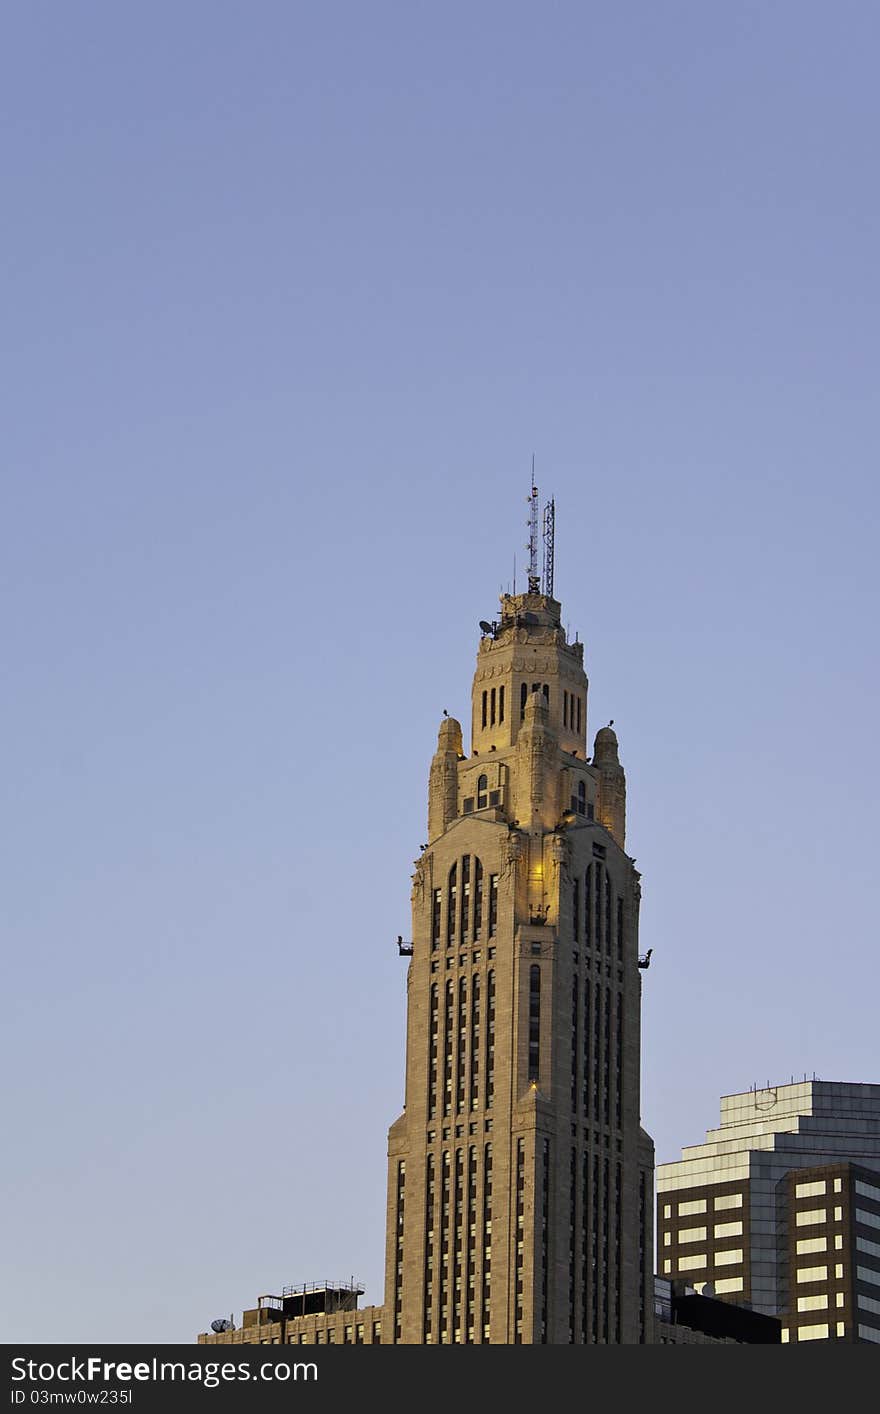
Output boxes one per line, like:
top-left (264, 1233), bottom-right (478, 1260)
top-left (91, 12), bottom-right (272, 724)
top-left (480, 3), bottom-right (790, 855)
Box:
top-left (542, 495), bottom-right (555, 598)
top-left (527, 459), bottom-right (540, 593)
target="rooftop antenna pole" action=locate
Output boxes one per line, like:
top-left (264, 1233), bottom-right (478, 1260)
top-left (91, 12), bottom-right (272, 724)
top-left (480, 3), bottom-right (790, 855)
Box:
top-left (527, 458), bottom-right (540, 593)
top-left (542, 495), bottom-right (555, 598)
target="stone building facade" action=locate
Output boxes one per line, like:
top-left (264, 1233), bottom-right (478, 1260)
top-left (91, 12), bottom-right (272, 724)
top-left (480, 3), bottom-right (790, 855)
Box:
top-left (199, 547), bottom-right (655, 1344)
top-left (384, 585), bottom-right (654, 1343)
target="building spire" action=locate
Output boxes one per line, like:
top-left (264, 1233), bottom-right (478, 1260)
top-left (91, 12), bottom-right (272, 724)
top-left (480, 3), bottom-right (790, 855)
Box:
top-left (527, 460), bottom-right (540, 594)
top-left (525, 459), bottom-right (555, 598)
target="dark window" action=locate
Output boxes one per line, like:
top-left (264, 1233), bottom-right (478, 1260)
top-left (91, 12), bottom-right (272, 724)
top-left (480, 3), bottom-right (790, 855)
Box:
top-left (528, 964), bottom-right (541, 1082)
top-left (461, 856), bottom-right (470, 941)
top-left (488, 789), bottom-right (500, 806)
top-left (498, 686), bottom-right (505, 724)
top-left (490, 688), bottom-right (496, 726)
top-left (477, 774), bottom-right (488, 810)
top-left (447, 863), bottom-right (457, 945)
top-left (463, 797), bottom-right (474, 813)
top-left (486, 971), bottom-right (495, 1106)
top-left (473, 858), bottom-right (483, 938)
top-left (488, 875), bottom-right (498, 936)
top-left (584, 866), bottom-right (592, 947)
top-left (576, 696), bottom-right (582, 734)
top-left (520, 682), bottom-right (528, 720)
top-left (432, 889), bottom-right (442, 950)
top-left (481, 691), bottom-right (487, 730)
top-left (542, 682), bottom-right (550, 704)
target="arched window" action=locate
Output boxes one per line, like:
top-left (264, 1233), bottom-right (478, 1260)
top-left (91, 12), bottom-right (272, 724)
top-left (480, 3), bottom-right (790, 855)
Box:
top-left (476, 774), bottom-right (488, 810)
top-left (473, 858), bottom-right (483, 938)
top-left (447, 863), bottom-right (457, 946)
top-left (461, 855), bottom-right (470, 941)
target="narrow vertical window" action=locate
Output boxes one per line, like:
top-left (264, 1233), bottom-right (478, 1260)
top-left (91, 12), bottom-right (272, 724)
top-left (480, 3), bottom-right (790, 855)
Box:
top-left (488, 874), bottom-right (498, 936)
top-left (482, 1143), bottom-right (493, 1340)
top-left (457, 976), bottom-right (467, 1112)
top-left (443, 980), bottom-right (455, 1116)
top-left (466, 1147), bottom-right (477, 1343)
top-left (569, 1145), bottom-right (577, 1343)
top-left (440, 1151), bottom-right (451, 1342)
top-left (394, 1160), bottom-right (405, 1342)
top-left (577, 779), bottom-right (587, 816)
top-left (486, 970), bottom-right (495, 1107)
top-left (447, 863), bottom-right (457, 946)
top-left (520, 682), bottom-right (528, 720)
top-left (581, 1150), bottom-right (591, 1343)
top-left (477, 774), bottom-right (488, 810)
top-left (541, 1139), bottom-right (550, 1343)
top-left (576, 696), bottom-right (582, 734)
top-left (603, 984), bottom-right (611, 1126)
top-left (582, 977), bottom-right (591, 1120)
top-left (461, 855), bottom-right (470, 941)
top-left (584, 865), bottom-right (592, 947)
top-left (616, 992), bottom-right (623, 1131)
top-left (602, 1157), bottom-right (610, 1342)
top-left (528, 965), bottom-right (541, 1083)
top-left (498, 686), bottom-right (505, 724)
top-left (481, 690), bottom-right (487, 729)
top-left (473, 859), bottom-right (483, 938)
top-left (470, 974), bottom-right (480, 1110)
top-left (593, 979), bottom-right (602, 1122)
top-left (515, 1138), bottom-right (525, 1341)
top-left (423, 1152), bottom-right (435, 1343)
top-left (564, 690), bottom-right (569, 727)
top-left (542, 682), bottom-right (550, 704)
top-left (615, 1162), bottom-right (622, 1344)
top-left (571, 975), bottom-right (579, 1112)
top-left (453, 1148), bottom-right (464, 1340)
top-left (617, 896), bottom-right (624, 961)
top-left (573, 877), bottom-right (580, 944)
top-left (432, 888), bottom-right (442, 951)
top-left (605, 869), bottom-right (612, 953)
top-left (490, 687), bottom-right (496, 726)
top-left (429, 984), bottom-right (439, 1119)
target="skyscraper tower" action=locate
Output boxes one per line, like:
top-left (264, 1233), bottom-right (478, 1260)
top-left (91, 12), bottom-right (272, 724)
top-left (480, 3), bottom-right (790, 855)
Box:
top-left (384, 492), bottom-right (655, 1343)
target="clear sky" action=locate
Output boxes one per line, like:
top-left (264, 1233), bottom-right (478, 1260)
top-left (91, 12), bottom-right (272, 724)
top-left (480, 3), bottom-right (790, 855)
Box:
top-left (2, 1), bottom-right (878, 1344)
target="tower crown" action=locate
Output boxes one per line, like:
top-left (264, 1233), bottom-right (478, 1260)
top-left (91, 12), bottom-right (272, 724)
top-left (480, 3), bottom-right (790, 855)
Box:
top-left (471, 589), bottom-right (588, 759)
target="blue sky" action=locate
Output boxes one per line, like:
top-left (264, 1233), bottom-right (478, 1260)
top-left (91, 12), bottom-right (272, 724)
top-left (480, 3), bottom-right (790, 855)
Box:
top-left (2, 2), bottom-right (878, 1342)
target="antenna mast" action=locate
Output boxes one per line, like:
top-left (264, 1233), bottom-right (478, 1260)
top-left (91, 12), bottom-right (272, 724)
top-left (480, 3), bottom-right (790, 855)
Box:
top-left (527, 460), bottom-right (540, 593)
top-left (542, 495), bottom-right (555, 598)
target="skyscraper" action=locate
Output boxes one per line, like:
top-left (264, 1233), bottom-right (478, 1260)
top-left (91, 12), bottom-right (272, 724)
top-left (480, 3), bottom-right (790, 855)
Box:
top-left (384, 494), bottom-right (655, 1344)
top-left (657, 1081), bottom-right (880, 1343)
top-left (199, 493), bottom-right (655, 1345)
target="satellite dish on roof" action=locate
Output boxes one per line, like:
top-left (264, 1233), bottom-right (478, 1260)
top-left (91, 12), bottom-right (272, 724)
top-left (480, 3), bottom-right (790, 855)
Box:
top-left (211, 1318), bottom-right (234, 1333)
top-left (479, 620), bottom-right (494, 635)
